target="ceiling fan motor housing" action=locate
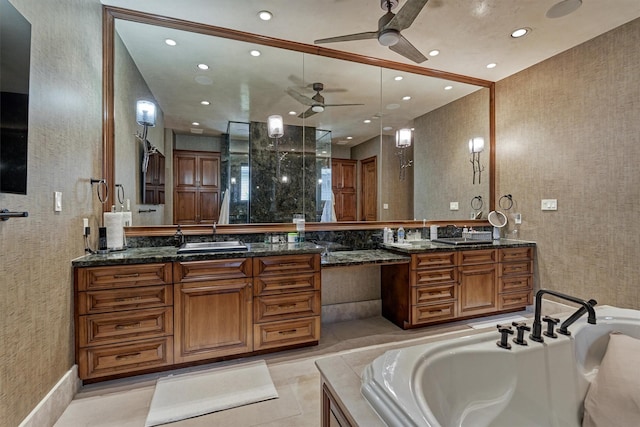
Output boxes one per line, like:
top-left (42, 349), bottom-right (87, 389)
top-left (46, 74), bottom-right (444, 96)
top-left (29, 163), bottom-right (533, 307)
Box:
top-left (380, 0), bottom-right (399, 11)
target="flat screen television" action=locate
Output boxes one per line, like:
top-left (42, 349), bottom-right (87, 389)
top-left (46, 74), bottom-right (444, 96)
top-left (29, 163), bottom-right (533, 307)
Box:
top-left (0, 0), bottom-right (31, 195)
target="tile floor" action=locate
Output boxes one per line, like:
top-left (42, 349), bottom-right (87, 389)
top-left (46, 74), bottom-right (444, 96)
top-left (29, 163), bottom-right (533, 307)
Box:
top-left (55, 311), bottom-right (532, 427)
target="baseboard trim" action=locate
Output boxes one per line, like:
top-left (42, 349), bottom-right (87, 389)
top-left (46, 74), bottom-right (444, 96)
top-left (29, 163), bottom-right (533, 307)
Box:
top-left (19, 365), bottom-right (80, 427)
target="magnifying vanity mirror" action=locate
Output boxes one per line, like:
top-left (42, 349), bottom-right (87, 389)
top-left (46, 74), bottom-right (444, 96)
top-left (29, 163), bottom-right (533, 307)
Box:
top-left (102, 6), bottom-right (495, 230)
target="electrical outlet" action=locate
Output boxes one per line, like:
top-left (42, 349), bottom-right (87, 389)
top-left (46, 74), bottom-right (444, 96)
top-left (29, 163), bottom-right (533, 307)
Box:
top-left (450, 202), bottom-right (459, 211)
top-left (541, 199), bottom-right (557, 211)
top-left (383, 203), bottom-right (389, 210)
top-left (54, 191), bottom-right (62, 212)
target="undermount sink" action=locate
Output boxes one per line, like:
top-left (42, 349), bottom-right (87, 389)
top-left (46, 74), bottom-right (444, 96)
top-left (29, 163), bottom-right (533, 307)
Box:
top-left (177, 241), bottom-right (247, 254)
top-left (432, 237), bottom-right (494, 245)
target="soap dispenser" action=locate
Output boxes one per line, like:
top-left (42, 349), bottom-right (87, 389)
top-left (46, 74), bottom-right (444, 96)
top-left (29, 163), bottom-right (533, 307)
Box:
top-left (397, 226), bottom-right (405, 243)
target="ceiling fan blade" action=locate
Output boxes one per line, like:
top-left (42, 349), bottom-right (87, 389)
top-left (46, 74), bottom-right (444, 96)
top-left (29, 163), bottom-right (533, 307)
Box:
top-left (286, 88), bottom-right (315, 106)
top-left (298, 107), bottom-right (318, 119)
top-left (385, 0), bottom-right (429, 31)
top-left (314, 31), bottom-right (378, 44)
top-left (323, 103), bottom-right (365, 107)
top-left (389, 34), bottom-right (427, 63)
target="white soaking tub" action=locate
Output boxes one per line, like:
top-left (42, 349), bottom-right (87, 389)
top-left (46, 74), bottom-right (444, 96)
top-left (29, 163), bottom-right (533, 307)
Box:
top-left (361, 306), bottom-right (640, 427)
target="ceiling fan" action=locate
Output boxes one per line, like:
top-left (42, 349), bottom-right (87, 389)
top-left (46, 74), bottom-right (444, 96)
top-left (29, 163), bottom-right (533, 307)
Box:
top-left (314, 0), bottom-right (429, 64)
top-left (286, 82), bottom-right (364, 118)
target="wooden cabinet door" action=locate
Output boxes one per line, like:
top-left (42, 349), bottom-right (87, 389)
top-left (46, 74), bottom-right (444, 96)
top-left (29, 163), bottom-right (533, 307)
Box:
top-left (360, 156), bottom-right (377, 221)
top-left (174, 279), bottom-right (252, 363)
top-left (458, 263), bottom-right (497, 316)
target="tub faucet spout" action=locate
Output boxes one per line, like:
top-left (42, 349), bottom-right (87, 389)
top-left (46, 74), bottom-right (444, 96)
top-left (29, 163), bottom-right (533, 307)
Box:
top-left (530, 289), bottom-right (597, 343)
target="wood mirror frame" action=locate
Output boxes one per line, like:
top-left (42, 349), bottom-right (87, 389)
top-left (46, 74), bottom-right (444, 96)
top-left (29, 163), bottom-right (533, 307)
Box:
top-left (102, 6), bottom-right (495, 236)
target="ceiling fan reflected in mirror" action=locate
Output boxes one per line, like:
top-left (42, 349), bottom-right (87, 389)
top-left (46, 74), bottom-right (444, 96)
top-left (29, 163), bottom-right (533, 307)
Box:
top-left (314, 0), bottom-right (429, 64)
top-left (286, 82), bottom-right (364, 118)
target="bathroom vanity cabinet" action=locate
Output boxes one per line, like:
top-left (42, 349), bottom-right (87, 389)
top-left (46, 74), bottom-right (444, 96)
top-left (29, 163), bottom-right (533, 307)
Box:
top-left (74, 253), bottom-right (321, 381)
top-left (381, 247), bottom-right (533, 329)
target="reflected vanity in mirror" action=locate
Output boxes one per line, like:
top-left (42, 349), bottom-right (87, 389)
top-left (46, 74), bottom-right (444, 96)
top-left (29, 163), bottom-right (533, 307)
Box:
top-left (103, 6), bottom-right (495, 231)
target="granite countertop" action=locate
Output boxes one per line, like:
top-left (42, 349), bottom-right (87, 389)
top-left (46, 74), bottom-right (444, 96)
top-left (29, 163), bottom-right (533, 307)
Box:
top-left (321, 249), bottom-right (411, 268)
top-left (381, 238), bottom-right (536, 254)
top-left (71, 242), bottom-right (324, 267)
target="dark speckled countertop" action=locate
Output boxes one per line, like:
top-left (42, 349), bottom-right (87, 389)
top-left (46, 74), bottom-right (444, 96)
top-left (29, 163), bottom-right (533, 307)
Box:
top-left (72, 239), bottom-right (535, 268)
top-left (71, 242), bottom-right (325, 267)
top-left (381, 238), bottom-right (536, 254)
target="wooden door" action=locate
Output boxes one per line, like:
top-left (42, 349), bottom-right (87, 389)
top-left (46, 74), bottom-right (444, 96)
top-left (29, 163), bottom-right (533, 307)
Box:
top-left (173, 150), bottom-right (220, 224)
top-left (360, 156), bottom-right (377, 221)
top-left (331, 159), bottom-right (357, 221)
top-left (174, 279), bottom-right (252, 363)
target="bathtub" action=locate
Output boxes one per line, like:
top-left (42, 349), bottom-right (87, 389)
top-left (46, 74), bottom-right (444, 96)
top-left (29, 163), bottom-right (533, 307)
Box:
top-left (361, 306), bottom-right (640, 427)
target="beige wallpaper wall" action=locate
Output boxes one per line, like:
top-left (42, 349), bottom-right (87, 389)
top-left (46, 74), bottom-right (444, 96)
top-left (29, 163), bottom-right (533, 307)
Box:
top-left (0, 0), bottom-right (103, 425)
top-left (496, 18), bottom-right (640, 308)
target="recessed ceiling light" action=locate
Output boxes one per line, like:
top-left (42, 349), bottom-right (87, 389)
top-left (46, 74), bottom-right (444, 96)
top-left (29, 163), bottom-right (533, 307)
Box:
top-left (346, 136), bottom-right (353, 140)
top-left (511, 28), bottom-right (530, 38)
top-left (258, 10), bottom-right (273, 21)
top-left (402, 96), bottom-right (411, 101)
top-left (165, 39), bottom-right (177, 46)
top-left (250, 50), bottom-right (261, 57)
top-left (197, 63), bottom-right (209, 70)
top-left (486, 63), bottom-right (497, 69)
top-left (288, 111), bottom-right (297, 115)
top-left (394, 76), bottom-right (403, 81)
top-left (363, 119), bottom-right (371, 123)
top-left (321, 151), bottom-right (327, 154)
top-left (428, 49), bottom-right (440, 56)
top-left (386, 103), bottom-right (400, 110)
top-left (444, 85), bottom-right (453, 90)
top-left (194, 76), bottom-right (213, 85)
top-left (192, 122), bottom-right (200, 126)
top-left (383, 126), bottom-right (393, 131)
top-left (291, 148), bottom-right (296, 151)
top-left (200, 100), bottom-right (210, 105)
top-left (337, 141), bottom-right (348, 145)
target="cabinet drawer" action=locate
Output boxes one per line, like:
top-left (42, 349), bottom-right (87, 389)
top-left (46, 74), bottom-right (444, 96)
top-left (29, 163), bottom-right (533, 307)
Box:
top-left (254, 291), bottom-right (320, 323)
top-left (79, 307), bottom-right (173, 347)
top-left (79, 337), bottom-right (173, 380)
top-left (253, 254), bottom-right (320, 276)
top-left (77, 263), bottom-right (172, 291)
top-left (253, 317), bottom-right (320, 350)
top-left (254, 272), bottom-right (319, 295)
top-left (174, 258), bottom-right (251, 282)
top-left (500, 261), bottom-right (533, 277)
top-left (459, 249), bottom-right (497, 265)
top-left (498, 291), bottom-right (532, 310)
top-left (500, 247), bottom-right (533, 262)
top-left (411, 302), bottom-right (457, 324)
top-left (412, 284), bottom-right (457, 305)
top-left (78, 285), bottom-right (172, 315)
top-left (499, 275), bottom-right (532, 294)
top-left (413, 267), bottom-right (457, 286)
top-left (412, 252), bottom-right (456, 270)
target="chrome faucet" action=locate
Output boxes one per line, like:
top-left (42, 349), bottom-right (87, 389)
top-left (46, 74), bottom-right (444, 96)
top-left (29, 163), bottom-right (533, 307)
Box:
top-left (529, 289), bottom-right (597, 343)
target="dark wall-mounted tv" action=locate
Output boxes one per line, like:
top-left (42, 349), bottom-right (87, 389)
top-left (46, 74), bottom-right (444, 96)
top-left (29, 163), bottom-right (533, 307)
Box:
top-left (0, 0), bottom-right (31, 195)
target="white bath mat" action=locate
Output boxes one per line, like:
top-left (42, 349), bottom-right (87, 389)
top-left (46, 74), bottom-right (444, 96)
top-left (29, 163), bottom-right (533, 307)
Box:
top-left (144, 360), bottom-right (278, 427)
top-left (468, 315), bottom-right (528, 329)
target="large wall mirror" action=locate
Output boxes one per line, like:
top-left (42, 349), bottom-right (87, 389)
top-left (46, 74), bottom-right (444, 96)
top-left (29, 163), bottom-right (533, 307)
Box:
top-left (103, 6), bottom-right (495, 229)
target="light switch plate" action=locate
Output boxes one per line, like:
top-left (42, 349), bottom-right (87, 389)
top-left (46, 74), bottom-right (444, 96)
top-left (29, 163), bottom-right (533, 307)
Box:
top-left (514, 213), bottom-right (522, 224)
top-left (383, 203), bottom-right (389, 210)
top-left (541, 199), bottom-right (557, 211)
top-left (450, 202), bottom-right (459, 211)
top-left (54, 191), bottom-right (62, 212)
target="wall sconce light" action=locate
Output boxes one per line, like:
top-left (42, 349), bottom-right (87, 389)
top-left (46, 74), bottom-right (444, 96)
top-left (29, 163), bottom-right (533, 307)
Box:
top-left (135, 100), bottom-right (159, 173)
top-left (395, 128), bottom-right (413, 181)
top-left (267, 114), bottom-right (284, 138)
top-left (469, 137), bottom-right (485, 185)
top-left (267, 115), bottom-right (285, 178)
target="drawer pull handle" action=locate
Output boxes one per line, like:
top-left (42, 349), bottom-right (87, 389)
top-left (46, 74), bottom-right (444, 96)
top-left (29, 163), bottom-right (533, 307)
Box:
top-left (116, 296), bottom-right (143, 302)
top-left (278, 303), bottom-right (297, 309)
top-left (115, 322), bottom-right (141, 330)
top-left (279, 329), bottom-right (298, 335)
top-left (278, 262), bottom-right (301, 267)
top-left (115, 352), bottom-right (141, 360)
top-left (113, 273), bottom-right (140, 279)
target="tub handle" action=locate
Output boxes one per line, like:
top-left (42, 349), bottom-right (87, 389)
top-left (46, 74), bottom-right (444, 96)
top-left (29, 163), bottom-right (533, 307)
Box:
top-left (496, 324), bottom-right (514, 350)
